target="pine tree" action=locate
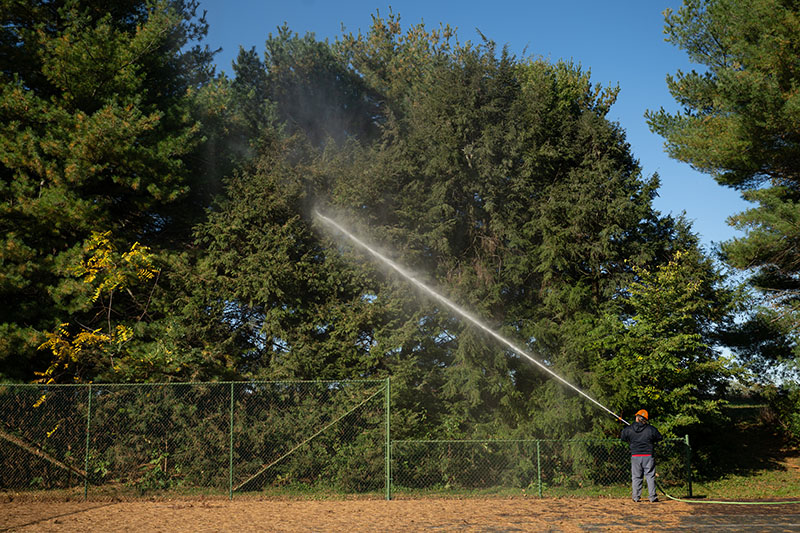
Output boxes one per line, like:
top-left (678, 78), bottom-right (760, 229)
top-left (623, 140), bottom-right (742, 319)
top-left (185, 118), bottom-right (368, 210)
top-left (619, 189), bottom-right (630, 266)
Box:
top-left (0, 0), bottom-right (216, 381)
top-left (194, 15), bottom-right (739, 438)
top-left (647, 0), bottom-right (800, 437)
top-left (646, 0), bottom-right (800, 356)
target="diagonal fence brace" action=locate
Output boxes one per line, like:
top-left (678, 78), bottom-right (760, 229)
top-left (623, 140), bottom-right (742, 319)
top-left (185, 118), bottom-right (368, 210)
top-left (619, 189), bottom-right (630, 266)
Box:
top-left (0, 427), bottom-right (87, 479)
top-left (233, 387), bottom-right (384, 492)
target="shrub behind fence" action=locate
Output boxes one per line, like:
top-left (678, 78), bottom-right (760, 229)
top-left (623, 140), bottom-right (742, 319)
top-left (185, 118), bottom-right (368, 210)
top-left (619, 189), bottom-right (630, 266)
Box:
top-left (390, 437), bottom-right (690, 497)
top-left (0, 381), bottom-right (387, 498)
top-left (0, 381), bottom-right (690, 499)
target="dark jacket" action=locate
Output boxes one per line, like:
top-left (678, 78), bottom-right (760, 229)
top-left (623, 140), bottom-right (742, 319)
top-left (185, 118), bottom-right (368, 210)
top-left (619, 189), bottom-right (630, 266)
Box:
top-left (620, 421), bottom-right (663, 455)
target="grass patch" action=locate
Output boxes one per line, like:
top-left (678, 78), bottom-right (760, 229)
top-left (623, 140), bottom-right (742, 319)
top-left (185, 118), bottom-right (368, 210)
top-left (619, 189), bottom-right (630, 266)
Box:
top-left (689, 456), bottom-right (800, 500)
top-left (682, 402), bottom-right (800, 501)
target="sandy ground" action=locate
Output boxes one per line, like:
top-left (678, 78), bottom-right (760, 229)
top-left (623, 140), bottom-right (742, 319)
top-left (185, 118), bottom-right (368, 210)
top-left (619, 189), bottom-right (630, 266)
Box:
top-left (2, 497), bottom-right (800, 532)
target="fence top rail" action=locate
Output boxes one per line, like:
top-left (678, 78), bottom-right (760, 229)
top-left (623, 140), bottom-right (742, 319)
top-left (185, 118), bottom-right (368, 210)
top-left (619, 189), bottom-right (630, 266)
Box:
top-left (392, 437), bottom-right (686, 444)
top-left (0, 379), bottom-right (388, 388)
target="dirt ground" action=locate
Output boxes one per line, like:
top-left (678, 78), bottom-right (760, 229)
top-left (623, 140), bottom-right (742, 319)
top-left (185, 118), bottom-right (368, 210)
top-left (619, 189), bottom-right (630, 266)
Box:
top-left (2, 497), bottom-right (800, 532)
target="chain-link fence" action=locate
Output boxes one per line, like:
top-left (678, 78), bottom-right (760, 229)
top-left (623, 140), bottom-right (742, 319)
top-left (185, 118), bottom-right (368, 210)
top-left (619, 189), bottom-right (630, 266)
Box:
top-left (1, 381), bottom-right (691, 500)
top-left (391, 437), bottom-right (691, 498)
top-left (0, 381), bottom-right (388, 499)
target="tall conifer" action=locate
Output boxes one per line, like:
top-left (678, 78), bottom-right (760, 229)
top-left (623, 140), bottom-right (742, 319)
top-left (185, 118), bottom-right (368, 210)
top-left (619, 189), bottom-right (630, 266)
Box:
top-left (0, 0), bottom-right (216, 380)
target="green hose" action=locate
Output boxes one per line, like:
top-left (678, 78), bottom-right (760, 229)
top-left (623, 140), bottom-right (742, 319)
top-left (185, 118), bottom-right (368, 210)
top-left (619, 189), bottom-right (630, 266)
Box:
top-left (657, 480), bottom-right (800, 505)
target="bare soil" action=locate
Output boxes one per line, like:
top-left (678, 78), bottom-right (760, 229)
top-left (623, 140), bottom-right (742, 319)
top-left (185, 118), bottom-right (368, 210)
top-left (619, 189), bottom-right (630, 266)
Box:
top-left (2, 496), bottom-right (800, 532)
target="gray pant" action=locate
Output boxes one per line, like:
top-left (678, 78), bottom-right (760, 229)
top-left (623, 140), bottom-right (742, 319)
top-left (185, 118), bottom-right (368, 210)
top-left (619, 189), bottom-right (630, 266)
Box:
top-left (631, 455), bottom-right (657, 501)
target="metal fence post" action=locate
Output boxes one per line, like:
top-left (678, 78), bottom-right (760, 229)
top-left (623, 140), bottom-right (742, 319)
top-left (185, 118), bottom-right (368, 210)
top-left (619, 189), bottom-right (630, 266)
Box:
top-left (684, 434), bottom-right (692, 498)
top-left (83, 383), bottom-right (92, 500)
top-left (229, 382), bottom-right (234, 500)
top-left (536, 439), bottom-right (542, 497)
top-left (385, 377), bottom-right (391, 501)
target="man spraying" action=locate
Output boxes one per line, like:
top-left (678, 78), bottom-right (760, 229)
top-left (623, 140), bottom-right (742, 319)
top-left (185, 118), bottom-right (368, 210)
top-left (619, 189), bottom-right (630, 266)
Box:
top-left (620, 409), bottom-right (663, 502)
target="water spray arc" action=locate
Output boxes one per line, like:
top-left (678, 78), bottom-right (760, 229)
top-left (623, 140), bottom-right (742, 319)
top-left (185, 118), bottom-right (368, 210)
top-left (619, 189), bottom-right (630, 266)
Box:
top-left (314, 210), bottom-right (629, 425)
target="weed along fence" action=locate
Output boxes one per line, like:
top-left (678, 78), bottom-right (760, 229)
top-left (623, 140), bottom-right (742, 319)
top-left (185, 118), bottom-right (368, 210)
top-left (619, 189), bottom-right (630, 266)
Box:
top-left (0, 381), bottom-right (691, 499)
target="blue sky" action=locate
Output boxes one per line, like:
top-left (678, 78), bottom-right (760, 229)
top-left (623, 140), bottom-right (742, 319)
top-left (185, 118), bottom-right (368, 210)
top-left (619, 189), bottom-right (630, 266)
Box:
top-left (198, 0), bottom-right (750, 250)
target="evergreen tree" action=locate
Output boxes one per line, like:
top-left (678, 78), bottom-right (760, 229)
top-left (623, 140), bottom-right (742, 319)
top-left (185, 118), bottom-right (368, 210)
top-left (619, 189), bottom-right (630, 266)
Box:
top-left (196, 15), bottom-right (739, 438)
top-left (0, 0), bottom-right (217, 381)
top-left (647, 0), bottom-right (800, 437)
top-left (193, 134), bottom-right (389, 378)
top-left (263, 25), bottom-right (381, 147)
top-left (646, 0), bottom-right (800, 364)
top-left (594, 241), bottom-right (739, 435)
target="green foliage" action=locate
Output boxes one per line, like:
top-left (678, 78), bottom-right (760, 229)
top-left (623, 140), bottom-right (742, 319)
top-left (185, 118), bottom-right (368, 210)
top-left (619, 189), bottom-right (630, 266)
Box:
top-left (763, 384), bottom-right (800, 443)
top-left (594, 246), bottom-right (740, 435)
top-left (647, 0), bottom-right (800, 189)
top-left (193, 134), bottom-right (389, 381)
top-left (0, 0), bottom-right (222, 381)
top-left (187, 14), bottom-right (740, 442)
top-left (1, 4), bottom-right (745, 451)
top-left (328, 20), bottom-right (708, 439)
top-left (647, 0), bottom-right (800, 424)
top-left (265, 24), bottom-right (381, 146)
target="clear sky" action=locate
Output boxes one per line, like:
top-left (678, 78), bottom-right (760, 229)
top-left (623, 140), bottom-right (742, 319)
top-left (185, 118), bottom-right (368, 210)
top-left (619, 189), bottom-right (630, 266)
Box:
top-left (197, 0), bottom-right (750, 250)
